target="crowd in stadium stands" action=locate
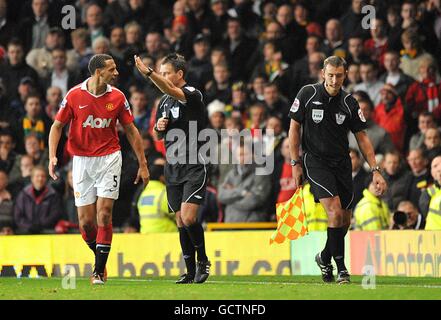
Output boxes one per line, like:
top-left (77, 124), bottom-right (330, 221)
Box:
top-left (1, 0), bottom-right (441, 234)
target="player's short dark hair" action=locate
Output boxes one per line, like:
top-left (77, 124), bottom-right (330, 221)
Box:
top-left (149, 164), bottom-right (164, 181)
top-left (88, 54), bottom-right (114, 75)
top-left (323, 56), bottom-right (347, 71)
top-left (161, 53), bottom-right (187, 76)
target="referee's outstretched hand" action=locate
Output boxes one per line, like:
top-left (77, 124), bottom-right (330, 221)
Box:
top-left (135, 165), bottom-right (150, 187)
top-left (292, 165), bottom-right (303, 190)
top-left (48, 156), bottom-right (58, 180)
top-left (372, 172), bottom-right (387, 196)
top-left (134, 55), bottom-right (149, 77)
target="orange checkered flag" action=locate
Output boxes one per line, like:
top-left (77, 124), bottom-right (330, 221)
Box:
top-left (270, 187), bottom-right (308, 244)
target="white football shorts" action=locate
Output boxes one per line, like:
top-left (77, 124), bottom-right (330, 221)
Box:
top-left (72, 150), bottom-right (122, 207)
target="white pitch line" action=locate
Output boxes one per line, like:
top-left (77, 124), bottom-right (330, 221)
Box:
top-left (110, 279), bottom-right (441, 289)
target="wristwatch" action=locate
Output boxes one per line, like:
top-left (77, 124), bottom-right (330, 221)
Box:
top-left (291, 159), bottom-right (301, 167)
top-left (146, 66), bottom-right (153, 77)
top-left (371, 165), bottom-right (381, 173)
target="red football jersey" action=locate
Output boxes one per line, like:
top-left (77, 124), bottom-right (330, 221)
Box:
top-left (55, 78), bottom-right (134, 156)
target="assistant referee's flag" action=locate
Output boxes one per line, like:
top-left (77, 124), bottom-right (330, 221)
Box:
top-left (270, 187), bottom-right (308, 244)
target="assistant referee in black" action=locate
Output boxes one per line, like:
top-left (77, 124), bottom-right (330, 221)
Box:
top-left (289, 56), bottom-right (387, 284)
top-left (135, 53), bottom-right (210, 284)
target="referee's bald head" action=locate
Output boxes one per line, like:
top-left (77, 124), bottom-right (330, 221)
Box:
top-left (88, 54), bottom-right (114, 75)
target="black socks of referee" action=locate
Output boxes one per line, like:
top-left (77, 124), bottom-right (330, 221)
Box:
top-left (184, 223), bottom-right (208, 262)
top-left (179, 227), bottom-right (196, 276)
top-left (321, 227), bottom-right (349, 266)
top-left (324, 227), bottom-right (347, 273)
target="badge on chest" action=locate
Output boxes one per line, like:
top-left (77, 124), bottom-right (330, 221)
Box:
top-left (312, 109), bottom-right (324, 123)
top-left (170, 105), bottom-right (180, 119)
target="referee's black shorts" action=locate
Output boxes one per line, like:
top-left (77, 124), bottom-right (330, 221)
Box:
top-left (165, 163), bottom-right (207, 213)
top-left (302, 152), bottom-right (354, 210)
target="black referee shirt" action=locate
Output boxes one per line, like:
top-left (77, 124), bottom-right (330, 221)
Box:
top-left (289, 82), bottom-right (367, 162)
top-left (156, 84), bottom-right (206, 162)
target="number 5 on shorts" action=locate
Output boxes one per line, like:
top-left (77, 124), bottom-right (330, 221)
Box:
top-left (113, 175), bottom-right (118, 188)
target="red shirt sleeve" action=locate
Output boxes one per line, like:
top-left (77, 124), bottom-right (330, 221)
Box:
top-left (118, 96), bottom-right (134, 125)
top-left (55, 95), bottom-right (73, 124)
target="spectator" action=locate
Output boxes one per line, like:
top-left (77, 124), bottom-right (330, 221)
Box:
top-left (290, 51), bottom-right (325, 98)
top-left (0, 80), bottom-right (20, 133)
top-left (396, 148), bottom-right (430, 209)
top-left (224, 81), bottom-right (249, 121)
top-left (124, 21), bottom-right (144, 58)
top-left (9, 134), bottom-right (48, 186)
top-left (85, 3), bottom-right (107, 46)
top-left (8, 154), bottom-right (33, 199)
top-left (186, 0), bottom-right (213, 37)
top-left (126, 164), bottom-right (177, 233)
top-left (186, 33), bottom-right (212, 90)
top-left (9, 76), bottom-right (38, 119)
top-left (68, 28), bottom-right (94, 78)
top-left (249, 74), bottom-right (267, 104)
top-left (0, 0), bottom-right (16, 49)
top-left (0, 130), bottom-right (17, 174)
top-left (207, 99), bottom-right (226, 135)
top-left (340, 0), bottom-right (370, 40)
top-left (262, 83), bottom-right (290, 132)
top-left (354, 60), bottom-right (384, 106)
top-left (373, 83), bottom-right (406, 152)
top-left (42, 48), bottom-right (81, 97)
top-left (16, 94), bottom-right (47, 153)
top-left (400, 29), bottom-right (434, 80)
top-left (248, 103), bottom-right (266, 138)
top-left (207, 0), bottom-right (229, 47)
top-left (379, 50), bottom-right (414, 100)
top-left (103, 0), bottom-right (161, 35)
top-left (346, 34), bottom-right (369, 65)
top-left (382, 150), bottom-right (410, 211)
top-left (0, 39), bottom-right (39, 101)
top-left (222, 17), bottom-right (258, 81)
top-left (364, 18), bottom-right (389, 70)
top-left (251, 40), bottom-right (289, 85)
top-left (345, 63), bottom-right (361, 92)
top-left (391, 200), bottom-right (425, 230)
top-left (42, 86), bottom-right (62, 127)
top-left (408, 112), bottom-right (437, 151)
top-left (353, 173), bottom-right (390, 230)
top-left (168, 14), bottom-right (193, 59)
top-left (109, 26), bottom-right (127, 62)
top-left (205, 63), bottom-right (231, 104)
top-left (294, 2), bottom-right (323, 38)
top-left (321, 19), bottom-right (346, 59)
top-left (26, 27), bottom-right (77, 79)
top-left (349, 94), bottom-right (395, 156)
top-left (0, 170), bottom-right (13, 235)
top-left (218, 143), bottom-right (271, 222)
top-left (18, 0), bottom-right (57, 52)
top-left (14, 165), bottom-right (63, 234)
top-left (405, 56), bottom-right (441, 138)
top-left (423, 155), bottom-right (441, 229)
top-left (422, 127), bottom-right (441, 162)
top-left (350, 148), bottom-right (368, 210)
top-left (130, 90), bottom-right (150, 133)
top-left (145, 31), bottom-right (168, 61)
top-left (272, 137), bottom-right (296, 207)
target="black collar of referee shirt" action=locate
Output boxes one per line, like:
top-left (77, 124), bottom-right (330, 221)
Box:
top-left (320, 82), bottom-right (342, 100)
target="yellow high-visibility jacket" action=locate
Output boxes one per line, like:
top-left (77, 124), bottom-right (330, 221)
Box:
top-left (353, 189), bottom-right (390, 230)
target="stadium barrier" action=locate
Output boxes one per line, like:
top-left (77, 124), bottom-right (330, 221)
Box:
top-left (1, 230), bottom-right (440, 278)
top-left (291, 230), bottom-right (441, 277)
top-left (0, 231), bottom-right (290, 277)
top-left (206, 222), bottom-right (278, 231)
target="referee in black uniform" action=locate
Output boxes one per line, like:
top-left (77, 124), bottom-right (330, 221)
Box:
top-left (135, 53), bottom-right (210, 284)
top-left (289, 56), bottom-right (387, 284)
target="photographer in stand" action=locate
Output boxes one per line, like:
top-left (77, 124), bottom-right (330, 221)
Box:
top-left (390, 200), bottom-right (425, 230)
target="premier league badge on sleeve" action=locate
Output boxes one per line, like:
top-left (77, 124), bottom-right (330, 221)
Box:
top-left (312, 109), bottom-right (324, 123)
top-left (290, 98), bottom-right (300, 113)
top-left (358, 109), bottom-right (366, 122)
top-left (335, 112), bottom-right (346, 125)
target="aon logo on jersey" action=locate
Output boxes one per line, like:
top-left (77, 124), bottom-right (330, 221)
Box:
top-left (82, 115), bottom-right (112, 128)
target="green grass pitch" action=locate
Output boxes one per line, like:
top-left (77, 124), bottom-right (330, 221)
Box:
top-left (0, 276), bottom-right (440, 300)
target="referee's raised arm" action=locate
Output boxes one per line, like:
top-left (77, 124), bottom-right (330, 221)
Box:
top-left (134, 55), bottom-right (186, 102)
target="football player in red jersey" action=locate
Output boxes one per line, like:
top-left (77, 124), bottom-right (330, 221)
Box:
top-left (48, 54), bottom-right (149, 285)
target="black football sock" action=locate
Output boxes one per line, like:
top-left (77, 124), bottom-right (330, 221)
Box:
top-left (95, 244), bottom-right (111, 274)
top-left (185, 223), bottom-right (208, 262)
top-left (179, 227), bottom-right (196, 276)
top-left (86, 240), bottom-right (97, 255)
top-left (328, 227), bottom-right (347, 273)
top-left (320, 237), bottom-right (332, 265)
